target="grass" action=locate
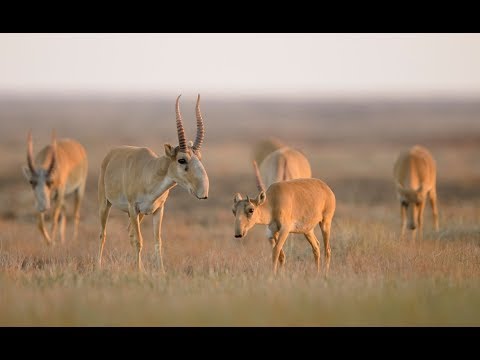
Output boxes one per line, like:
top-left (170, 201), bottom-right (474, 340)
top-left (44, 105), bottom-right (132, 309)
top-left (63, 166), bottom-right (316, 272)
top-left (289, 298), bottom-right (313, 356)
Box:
top-left (1, 206), bottom-right (479, 326)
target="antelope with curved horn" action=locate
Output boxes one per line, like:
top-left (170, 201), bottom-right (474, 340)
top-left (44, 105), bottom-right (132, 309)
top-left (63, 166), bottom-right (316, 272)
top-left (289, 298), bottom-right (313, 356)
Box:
top-left (393, 145), bottom-right (439, 240)
top-left (97, 94), bottom-right (209, 272)
top-left (22, 130), bottom-right (88, 245)
top-left (232, 161), bottom-right (336, 276)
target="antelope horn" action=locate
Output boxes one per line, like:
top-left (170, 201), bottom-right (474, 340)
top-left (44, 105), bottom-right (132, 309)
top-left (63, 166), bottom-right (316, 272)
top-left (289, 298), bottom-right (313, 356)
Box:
top-left (192, 94), bottom-right (205, 151)
top-left (246, 195), bottom-right (251, 203)
top-left (26, 130), bottom-right (36, 175)
top-left (253, 160), bottom-right (266, 192)
top-left (47, 129), bottom-right (57, 176)
top-left (175, 94), bottom-right (187, 152)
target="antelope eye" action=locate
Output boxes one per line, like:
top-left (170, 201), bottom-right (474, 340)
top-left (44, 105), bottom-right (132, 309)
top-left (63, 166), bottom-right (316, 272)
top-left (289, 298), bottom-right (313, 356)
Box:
top-left (232, 209), bottom-right (236, 215)
top-left (178, 158), bottom-right (187, 165)
top-left (29, 180), bottom-right (37, 187)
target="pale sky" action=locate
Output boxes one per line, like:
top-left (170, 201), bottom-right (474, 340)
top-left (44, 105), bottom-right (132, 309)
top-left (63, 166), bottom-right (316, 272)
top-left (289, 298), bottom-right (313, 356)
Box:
top-left (1, 33), bottom-right (480, 98)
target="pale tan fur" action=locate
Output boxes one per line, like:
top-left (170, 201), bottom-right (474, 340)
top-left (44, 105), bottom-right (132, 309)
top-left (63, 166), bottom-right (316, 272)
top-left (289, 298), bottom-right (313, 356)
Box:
top-left (393, 145), bottom-right (439, 240)
top-left (232, 178), bottom-right (336, 276)
top-left (252, 137), bottom-right (284, 166)
top-left (259, 146), bottom-right (312, 187)
top-left (97, 95), bottom-right (209, 272)
top-left (22, 134), bottom-right (88, 245)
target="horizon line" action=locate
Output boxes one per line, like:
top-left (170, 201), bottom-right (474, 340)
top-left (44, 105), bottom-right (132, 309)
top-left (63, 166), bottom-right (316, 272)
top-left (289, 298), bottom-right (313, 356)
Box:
top-left (2, 89), bottom-right (480, 103)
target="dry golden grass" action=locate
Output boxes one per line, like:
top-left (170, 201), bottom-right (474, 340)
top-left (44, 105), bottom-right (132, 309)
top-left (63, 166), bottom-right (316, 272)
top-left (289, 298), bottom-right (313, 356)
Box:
top-left (1, 97), bottom-right (480, 326)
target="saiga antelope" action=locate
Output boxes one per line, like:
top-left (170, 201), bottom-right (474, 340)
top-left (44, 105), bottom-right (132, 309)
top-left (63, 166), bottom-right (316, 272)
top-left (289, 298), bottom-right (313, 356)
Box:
top-left (22, 131), bottom-right (88, 245)
top-left (394, 145), bottom-right (439, 240)
top-left (97, 94), bottom-right (209, 272)
top-left (232, 162), bottom-right (336, 275)
top-left (253, 146), bottom-right (312, 263)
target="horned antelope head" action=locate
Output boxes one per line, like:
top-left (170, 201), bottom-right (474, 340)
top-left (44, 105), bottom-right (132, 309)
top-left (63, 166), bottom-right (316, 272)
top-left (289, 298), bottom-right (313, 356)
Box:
top-left (231, 160), bottom-right (267, 238)
top-left (396, 182), bottom-right (424, 230)
top-left (164, 94), bottom-right (209, 200)
top-left (22, 130), bottom-right (57, 212)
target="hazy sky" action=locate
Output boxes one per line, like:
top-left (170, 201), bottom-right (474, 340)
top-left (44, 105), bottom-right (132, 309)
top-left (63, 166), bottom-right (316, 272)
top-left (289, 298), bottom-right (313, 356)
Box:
top-left (1, 33), bottom-right (480, 98)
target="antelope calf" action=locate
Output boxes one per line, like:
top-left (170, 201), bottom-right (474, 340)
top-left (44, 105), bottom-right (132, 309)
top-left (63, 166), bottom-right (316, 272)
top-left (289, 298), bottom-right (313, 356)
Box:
top-left (22, 131), bottom-right (88, 245)
top-left (97, 95), bottom-right (209, 272)
top-left (232, 162), bottom-right (336, 275)
top-left (393, 145), bottom-right (439, 240)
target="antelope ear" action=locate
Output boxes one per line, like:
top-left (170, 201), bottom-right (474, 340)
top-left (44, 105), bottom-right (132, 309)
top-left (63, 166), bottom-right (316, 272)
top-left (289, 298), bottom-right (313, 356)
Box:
top-left (22, 165), bottom-right (32, 180)
top-left (256, 191), bottom-right (266, 205)
top-left (164, 143), bottom-right (177, 158)
top-left (233, 193), bottom-right (243, 204)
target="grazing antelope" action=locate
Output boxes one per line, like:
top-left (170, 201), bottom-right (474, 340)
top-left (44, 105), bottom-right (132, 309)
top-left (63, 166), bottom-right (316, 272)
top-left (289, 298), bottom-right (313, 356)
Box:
top-left (257, 146), bottom-right (312, 187)
top-left (232, 162), bottom-right (336, 276)
top-left (394, 145), bottom-right (439, 240)
top-left (252, 137), bottom-right (284, 166)
top-left (97, 94), bottom-right (209, 272)
top-left (22, 131), bottom-right (88, 245)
